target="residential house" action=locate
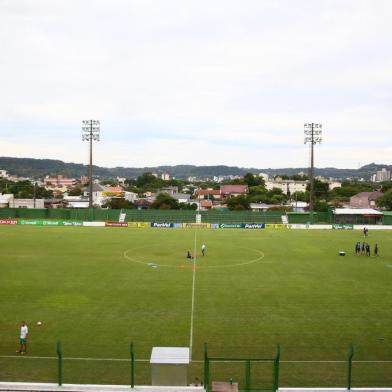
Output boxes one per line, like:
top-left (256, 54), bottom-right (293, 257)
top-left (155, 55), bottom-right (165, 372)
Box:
top-left (196, 189), bottom-right (221, 201)
top-left (220, 185), bottom-right (249, 198)
top-left (12, 198), bottom-right (45, 209)
top-left (0, 194), bottom-right (14, 208)
top-left (83, 183), bottom-right (108, 206)
top-left (124, 192), bottom-right (138, 203)
top-left (249, 203), bottom-right (271, 211)
top-left (172, 193), bottom-right (194, 204)
top-left (199, 200), bottom-right (213, 210)
top-left (159, 186), bottom-right (179, 195)
top-left (44, 175), bottom-right (76, 190)
top-left (265, 179), bottom-right (308, 195)
top-left (349, 191), bottom-right (383, 209)
top-left (44, 199), bottom-right (66, 208)
top-left (63, 196), bottom-right (89, 208)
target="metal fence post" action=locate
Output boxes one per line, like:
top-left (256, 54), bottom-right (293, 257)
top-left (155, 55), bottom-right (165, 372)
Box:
top-left (130, 342), bottom-right (135, 388)
top-left (245, 360), bottom-right (251, 392)
top-left (347, 344), bottom-right (354, 390)
top-left (273, 345), bottom-right (281, 392)
top-left (204, 343), bottom-right (209, 391)
top-left (56, 340), bottom-right (63, 386)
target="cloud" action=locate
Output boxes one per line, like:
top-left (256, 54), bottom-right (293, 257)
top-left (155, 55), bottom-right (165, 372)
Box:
top-left (0, 0), bottom-right (391, 168)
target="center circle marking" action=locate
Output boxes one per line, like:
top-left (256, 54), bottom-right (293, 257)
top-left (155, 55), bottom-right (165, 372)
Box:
top-left (123, 244), bottom-right (265, 269)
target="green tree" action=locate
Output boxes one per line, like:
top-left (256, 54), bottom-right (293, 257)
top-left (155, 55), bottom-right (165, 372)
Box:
top-left (102, 198), bottom-right (134, 209)
top-left (376, 189), bottom-right (392, 210)
top-left (150, 193), bottom-right (179, 209)
top-left (291, 174), bottom-right (308, 181)
top-left (0, 179), bottom-right (53, 199)
top-left (243, 173), bottom-right (265, 187)
top-left (329, 181), bottom-right (374, 200)
top-left (178, 202), bottom-right (198, 210)
top-left (68, 186), bottom-right (83, 196)
top-left (307, 179), bottom-right (329, 200)
top-left (380, 182), bottom-right (392, 193)
top-left (313, 200), bottom-right (329, 212)
top-left (136, 173), bottom-right (163, 190)
top-left (291, 191), bottom-right (308, 202)
top-left (227, 195), bottom-right (250, 210)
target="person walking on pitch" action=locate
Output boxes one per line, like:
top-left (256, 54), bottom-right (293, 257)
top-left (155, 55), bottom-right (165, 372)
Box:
top-left (201, 243), bottom-right (206, 256)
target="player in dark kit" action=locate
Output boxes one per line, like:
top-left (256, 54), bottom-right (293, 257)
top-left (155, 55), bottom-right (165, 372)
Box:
top-left (361, 242), bottom-right (366, 255)
top-left (355, 242), bottom-right (361, 255)
top-left (374, 243), bottom-right (379, 257)
top-left (365, 243), bottom-right (371, 256)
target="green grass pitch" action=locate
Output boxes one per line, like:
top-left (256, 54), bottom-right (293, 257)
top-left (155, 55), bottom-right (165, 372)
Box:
top-left (0, 225), bottom-right (391, 387)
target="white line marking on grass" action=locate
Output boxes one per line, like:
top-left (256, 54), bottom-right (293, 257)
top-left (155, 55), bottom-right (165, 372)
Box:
top-left (2, 355), bottom-right (392, 364)
top-left (123, 247), bottom-right (266, 269)
top-left (189, 231), bottom-right (197, 361)
top-left (203, 249), bottom-right (265, 269)
top-left (0, 355), bottom-right (149, 362)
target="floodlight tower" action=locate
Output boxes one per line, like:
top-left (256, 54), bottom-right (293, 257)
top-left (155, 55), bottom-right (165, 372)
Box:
top-left (304, 123), bottom-right (322, 213)
top-left (82, 120), bottom-right (100, 208)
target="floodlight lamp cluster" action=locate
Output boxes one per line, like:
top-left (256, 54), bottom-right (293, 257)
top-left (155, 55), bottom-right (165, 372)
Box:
top-left (304, 123), bottom-right (322, 144)
top-left (82, 120), bottom-right (100, 141)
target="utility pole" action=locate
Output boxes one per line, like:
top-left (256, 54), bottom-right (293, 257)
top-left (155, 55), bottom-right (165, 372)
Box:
top-left (304, 123), bottom-right (322, 214)
top-left (33, 182), bottom-right (37, 208)
top-left (82, 120), bottom-right (100, 208)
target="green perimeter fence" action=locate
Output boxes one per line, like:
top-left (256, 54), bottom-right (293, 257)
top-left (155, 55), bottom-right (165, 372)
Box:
top-left (0, 208), bottom-right (331, 224)
top-left (2, 343), bottom-right (391, 390)
top-left (0, 208), bottom-right (391, 225)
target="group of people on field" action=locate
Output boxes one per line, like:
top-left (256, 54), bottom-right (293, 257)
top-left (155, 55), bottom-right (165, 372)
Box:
top-left (354, 227), bottom-right (378, 257)
top-left (186, 243), bottom-right (206, 260)
top-left (355, 241), bottom-right (378, 257)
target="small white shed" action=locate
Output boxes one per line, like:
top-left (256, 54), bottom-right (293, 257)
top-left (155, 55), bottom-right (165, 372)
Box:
top-left (150, 347), bottom-right (190, 386)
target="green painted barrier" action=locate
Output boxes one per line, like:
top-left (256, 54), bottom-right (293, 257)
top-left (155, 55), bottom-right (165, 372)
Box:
top-left (18, 220), bottom-right (83, 226)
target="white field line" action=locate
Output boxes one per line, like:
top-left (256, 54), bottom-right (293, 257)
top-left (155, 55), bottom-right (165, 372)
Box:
top-left (1, 355), bottom-right (392, 364)
top-left (189, 231), bottom-right (197, 360)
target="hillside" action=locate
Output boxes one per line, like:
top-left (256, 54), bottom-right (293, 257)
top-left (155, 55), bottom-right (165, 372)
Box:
top-left (0, 157), bottom-right (389, 180)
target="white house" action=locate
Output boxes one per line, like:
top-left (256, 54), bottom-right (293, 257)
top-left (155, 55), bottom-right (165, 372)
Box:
top-left (0, 193), bottom-right (14, 208)
top-left (63, 195), bottom-right (89, 208)
top-left (12, 198), bottom-right (45, 209)
top-left (124, 191), bottom-right (138, 203)
top-left (83, 183), bottom-right (108, 206)
top-left (172, 193), bottom-right (193, 204)
top-left (265, 179), bottom-right (308, 195)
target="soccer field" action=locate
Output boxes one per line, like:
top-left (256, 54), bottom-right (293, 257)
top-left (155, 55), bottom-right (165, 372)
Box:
top-left (0, 226), bottom-right (391, 387)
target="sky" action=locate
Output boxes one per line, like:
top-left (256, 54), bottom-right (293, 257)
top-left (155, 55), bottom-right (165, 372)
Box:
top-left (0, 0), bottom-right (391, 169)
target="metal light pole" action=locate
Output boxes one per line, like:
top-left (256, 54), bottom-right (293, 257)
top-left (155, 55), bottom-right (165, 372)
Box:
top-left (304, 123), bottom-right (322, 214)
top-left (82, 120), bottom-right (100, 208)
top-left (33, 182), bottom-right (37, 208)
